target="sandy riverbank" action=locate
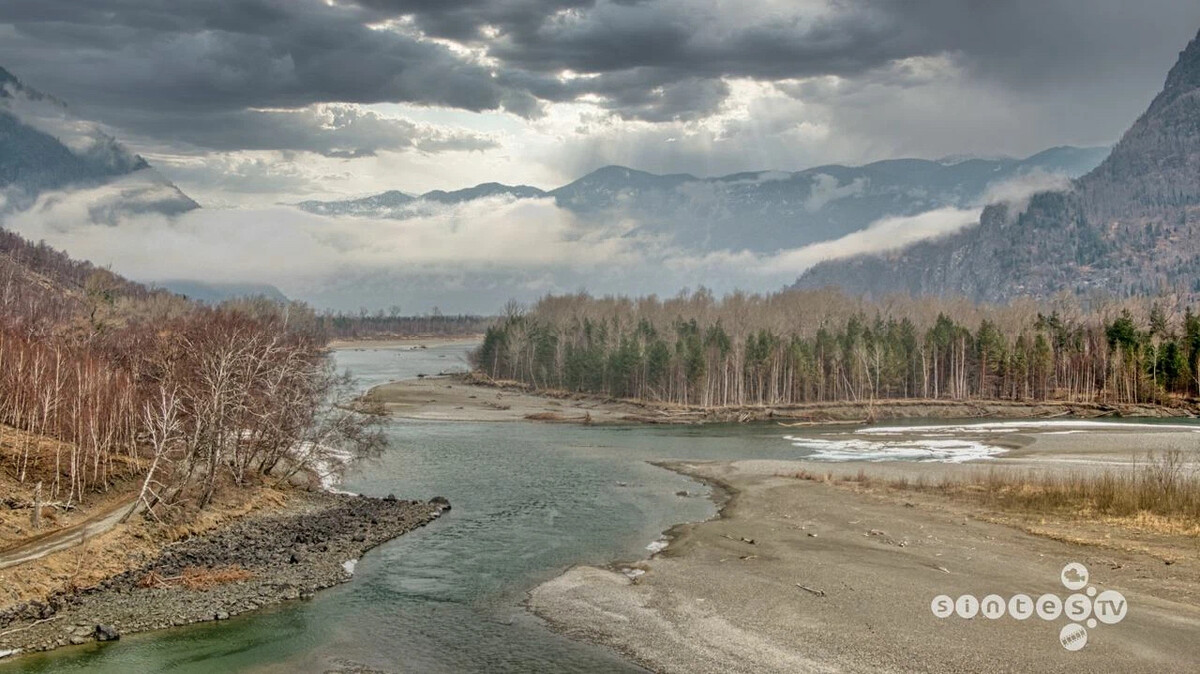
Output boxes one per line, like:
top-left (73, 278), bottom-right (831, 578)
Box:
top-left (363, 375), bottom-right (655, 423)
top-left (0, 492), bottom-right (450, 660)
top-left (368, 374), bottom-right (1199, 425)
top-left (530, 439), bottom-right (1200, 672)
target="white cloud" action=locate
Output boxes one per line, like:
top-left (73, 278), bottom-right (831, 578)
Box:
top-left (805, 174), bottom-right (867, 212)
top-left (759, 206), bottom-right (981, 274)
top-left (0, 164), bottom-right (1080, 312)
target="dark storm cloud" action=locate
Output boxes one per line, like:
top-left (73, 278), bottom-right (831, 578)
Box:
top-left (0, 1), bottom-right (510, 113)
top-left (1, 0), bottom-right (1199, 154)
top-left (109, 105), bottom-right (498, 157)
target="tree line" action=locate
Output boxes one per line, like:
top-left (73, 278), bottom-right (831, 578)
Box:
top-left (316, 308), bottom-right (493, 340)
top-left (475, 289), bottom-right (1200, 408)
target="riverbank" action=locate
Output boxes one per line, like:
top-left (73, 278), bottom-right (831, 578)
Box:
top-left (368, 373), bottom-right (1200, 425)
top-left (530, 450), bottom-right (1200, 672)
top-left (0, 491), bottom-right (449, 660)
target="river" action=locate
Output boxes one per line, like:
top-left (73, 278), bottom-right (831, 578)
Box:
top-left (7, 342), bottom-right (1197, 673)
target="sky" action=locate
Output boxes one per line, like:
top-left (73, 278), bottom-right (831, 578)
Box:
top-left (2, 0), bottom-right (1198, 204)
top-left (1, 1), bottom-right (1199, 312)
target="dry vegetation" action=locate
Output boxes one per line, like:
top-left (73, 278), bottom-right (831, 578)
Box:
top-left (788, 451), bottom-right (1200, 541)
top-left (138, 565), bottom-right (254, 591)
top-left (0, 226), bottom-right (388, 614)
top-left (0, 229), bottom-right (383, 522)
top-left (0, 484), bottom-right (290, 610)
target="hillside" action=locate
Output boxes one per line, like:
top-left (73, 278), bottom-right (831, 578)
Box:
top-left (795, 29), bottom-right (1200, 301)
top-left (0, 65), bottom-right (198, 215)
top-left (294, 147), bottom-right (1108, 254)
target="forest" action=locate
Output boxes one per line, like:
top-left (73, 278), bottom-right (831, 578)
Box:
top-left (0, 231), bottom-right (377, 519)
top-left (475, 289), bottom-right (1200, 408)
top-left (316, 309), bottom-right (492, 340)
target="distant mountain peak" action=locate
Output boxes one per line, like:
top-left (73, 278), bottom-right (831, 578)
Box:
top-left (1159, 28), bottom-right (1200, 104)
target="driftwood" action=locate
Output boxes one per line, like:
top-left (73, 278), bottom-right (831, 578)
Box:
top-left (796, 584), bottom-right (826, 597)
top-left (0, 615), bottom-right (62, 637)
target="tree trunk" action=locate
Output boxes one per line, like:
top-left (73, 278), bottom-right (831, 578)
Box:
top-left (31, 481), bottom-right (42, 530)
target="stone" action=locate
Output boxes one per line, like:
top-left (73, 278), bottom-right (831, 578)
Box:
top-left (94, 624), bottom-right (120, 642)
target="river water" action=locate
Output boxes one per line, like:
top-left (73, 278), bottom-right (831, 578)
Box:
top-left (7, 343), bottom-right (1198, 673)
top-left (4, 344), bottom-right (800, 673)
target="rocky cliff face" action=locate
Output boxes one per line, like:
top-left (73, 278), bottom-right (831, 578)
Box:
top-left (795, 28), bottom-right (1200, 302)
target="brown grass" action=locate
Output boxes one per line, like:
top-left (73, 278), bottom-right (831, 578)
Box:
top-left (789, 451), bottom-right (1200, 536)
top-left (138, 565), bottom-right (254, 590)
top-left (0, 484), bottom-right (290, 611)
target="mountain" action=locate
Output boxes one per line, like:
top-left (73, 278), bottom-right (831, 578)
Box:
top-left (294, 190), bottom-right (415, 217)
top-left (793, 28), bottom-right (1200, 301)
top-left (0, 65), bottom-right (198, 216)
top-left (294, 148), bottom-right (1108, 254)
top-left (296, 183), bottom-right (548, 218)
top-left (423, 182), bottom-right (547, 205)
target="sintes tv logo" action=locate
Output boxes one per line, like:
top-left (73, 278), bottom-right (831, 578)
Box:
top-left (930, 562), bottom-right (1127, 650)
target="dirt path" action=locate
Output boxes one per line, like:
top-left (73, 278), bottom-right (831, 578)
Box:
top-left (0, 498), bottom-right (137, 570)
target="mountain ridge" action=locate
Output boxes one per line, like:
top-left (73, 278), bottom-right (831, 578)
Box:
top-left (0, 64), bottom-right (198, 215)
top-left (296, 146), bottom-right (1109, 255)
top-left (794, 27), bottom-right (1200, 302)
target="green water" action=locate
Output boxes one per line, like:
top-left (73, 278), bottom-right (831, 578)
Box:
top-left (4, 344), bottom-right (819, 673)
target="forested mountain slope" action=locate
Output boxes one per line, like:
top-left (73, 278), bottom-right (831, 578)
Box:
top-left (795, 28), bottom-right (1200, 301)
top-left (0, 65), bottom-right (197, 214)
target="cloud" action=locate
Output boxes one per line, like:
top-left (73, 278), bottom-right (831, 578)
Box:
top-left (2, 0), bottom-right (1197, 170)
top-left (979, 169), bottom-right (1072, 213)
top-left (2, 183), bottom-right (658, 311)
top-left (749, 168), bottom-right (1079, 273)
top-left (120, 104), bottom-right (498, 157)
top-left (757, 206), bottom-right (980, 274)
top-left (2, 159), bottom-right (1078, 313)
top-left (805, 174), bottom-right (866, 212)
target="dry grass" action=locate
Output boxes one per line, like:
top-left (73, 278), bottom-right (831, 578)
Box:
top-left (0, 483), bottom-right (291, 611)
top-left (139, 565), bottom-right (253, 590)
top-left (0, 425), bottom-right (143, 551)
top-left (788, 451), bottom-right (1200, 536)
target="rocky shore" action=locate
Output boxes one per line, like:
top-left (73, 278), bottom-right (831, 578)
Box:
top-left (0, 491), bottom-right (449, 658)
